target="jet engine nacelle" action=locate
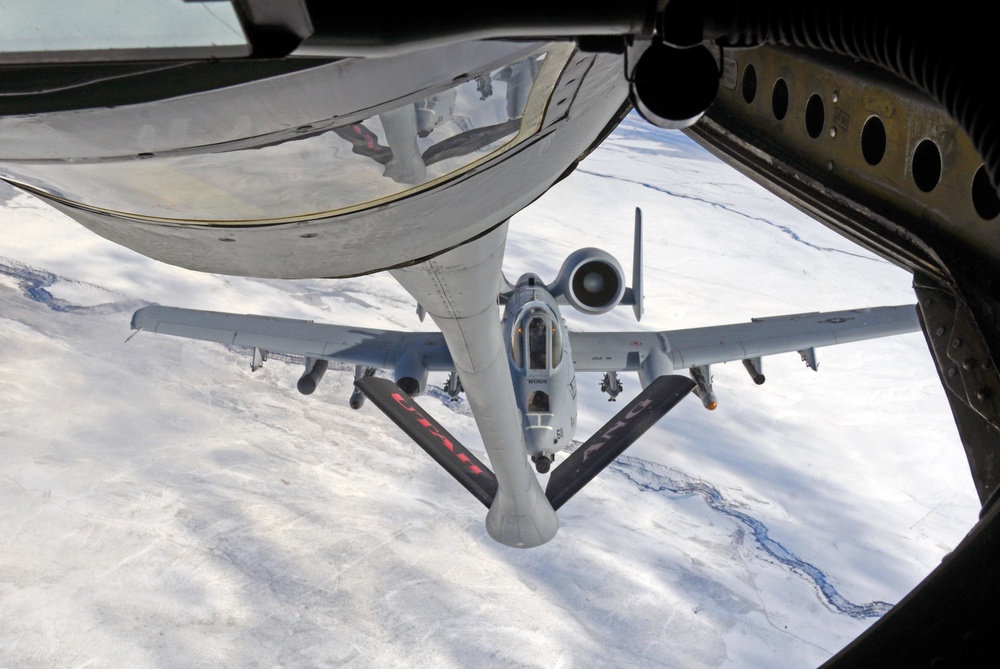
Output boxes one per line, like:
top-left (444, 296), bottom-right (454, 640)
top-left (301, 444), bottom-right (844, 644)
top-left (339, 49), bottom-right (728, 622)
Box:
top-left (393, 352), bottom-right (428, 397)
top-left (549, 248), bottom-right (626, 315)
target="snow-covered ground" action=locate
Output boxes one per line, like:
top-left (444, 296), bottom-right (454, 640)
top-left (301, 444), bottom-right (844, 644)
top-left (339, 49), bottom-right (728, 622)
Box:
top-left (0, 115), bottom-right (980, 668)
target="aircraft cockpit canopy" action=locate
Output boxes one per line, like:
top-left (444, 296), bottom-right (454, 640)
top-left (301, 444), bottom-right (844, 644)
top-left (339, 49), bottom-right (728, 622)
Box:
top-left (511, 302), bottom-right (563, 372)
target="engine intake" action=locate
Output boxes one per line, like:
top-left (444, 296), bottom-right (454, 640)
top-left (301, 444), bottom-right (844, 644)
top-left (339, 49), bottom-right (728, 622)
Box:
top-left (550, 248), bottom-right (626, 315)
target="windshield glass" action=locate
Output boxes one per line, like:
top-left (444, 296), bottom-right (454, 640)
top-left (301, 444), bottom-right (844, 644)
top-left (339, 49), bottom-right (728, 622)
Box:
top-left (528, 316), bottom-right (548, 370)
top-left (512, 301), bottom-right (563, 371)
top-left (0, 45), bottom-right (571, 224)
top-left (0, 0), bottom-right (247, 58)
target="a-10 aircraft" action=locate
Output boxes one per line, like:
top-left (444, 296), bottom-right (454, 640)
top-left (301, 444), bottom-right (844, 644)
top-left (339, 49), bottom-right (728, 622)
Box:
top-left (3, 2), bottom-right (997, 662)
top-left (131, 209), bottom-right (919, 548)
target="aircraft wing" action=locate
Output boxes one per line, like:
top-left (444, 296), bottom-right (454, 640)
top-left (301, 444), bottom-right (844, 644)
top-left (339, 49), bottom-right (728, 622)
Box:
top-left (569, 305), bottom-right (921, 373)
top-left (131, 305), bottom-right (453, 371)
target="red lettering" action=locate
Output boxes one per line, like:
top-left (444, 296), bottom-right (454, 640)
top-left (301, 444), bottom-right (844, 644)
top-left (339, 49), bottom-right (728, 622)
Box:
top-left (390, 393), bottom-right (480, 476)
top-left (438, 435), bottom-right (455, 452)
top-left (392, 393), bottom-right (415, 412)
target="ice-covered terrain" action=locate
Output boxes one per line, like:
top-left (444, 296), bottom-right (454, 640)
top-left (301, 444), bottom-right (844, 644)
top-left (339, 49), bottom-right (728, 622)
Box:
top-left (0, 115), bottom-right (980, 668)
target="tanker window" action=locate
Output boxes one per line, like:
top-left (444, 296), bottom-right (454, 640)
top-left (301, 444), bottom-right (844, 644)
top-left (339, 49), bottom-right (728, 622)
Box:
top-left (528, 316), bottom-right (547, 370)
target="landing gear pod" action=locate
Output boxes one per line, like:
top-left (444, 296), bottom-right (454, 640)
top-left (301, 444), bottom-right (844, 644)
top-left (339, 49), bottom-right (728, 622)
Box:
top-left (297, 358), bottom-right (329, 395)
top-left (393, 352), bottom-right (429, 397)
top-left (638, 348), bottom-right (675, 389)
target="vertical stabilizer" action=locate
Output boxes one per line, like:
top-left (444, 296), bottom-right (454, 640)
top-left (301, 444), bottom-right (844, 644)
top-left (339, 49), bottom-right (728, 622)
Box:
top-left (632, 207), bottom-right (644, 322)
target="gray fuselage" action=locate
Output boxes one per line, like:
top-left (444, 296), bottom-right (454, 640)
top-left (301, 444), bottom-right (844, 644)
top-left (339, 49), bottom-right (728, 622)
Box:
top-left (503, 275), bottom-right (577, 465)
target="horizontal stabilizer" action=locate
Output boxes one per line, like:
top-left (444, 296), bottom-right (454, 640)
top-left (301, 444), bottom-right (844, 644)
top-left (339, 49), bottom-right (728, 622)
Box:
top-left (545, 374), bottom-right (695, 510)
top-left (355, 376), bottom-right (498, 508)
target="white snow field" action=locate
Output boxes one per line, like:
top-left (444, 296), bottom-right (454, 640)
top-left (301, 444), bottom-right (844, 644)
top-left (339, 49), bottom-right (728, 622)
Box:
top-left (0, 115), bottom-right (980, 668)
